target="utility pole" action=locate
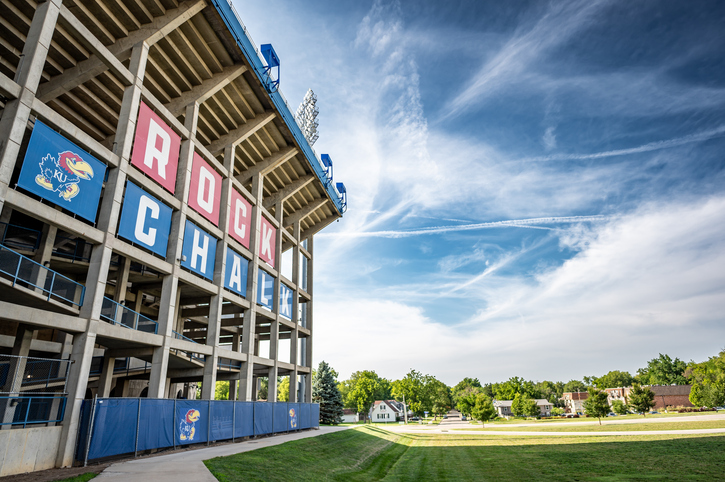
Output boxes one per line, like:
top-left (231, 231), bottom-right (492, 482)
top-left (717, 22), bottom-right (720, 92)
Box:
top-left (403, 394), bottom-right (408, 424)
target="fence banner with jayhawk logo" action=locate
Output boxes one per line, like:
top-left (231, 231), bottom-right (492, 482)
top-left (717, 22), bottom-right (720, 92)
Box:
top-left (18, 120), bottom-right (106, 222)
top-left (175, 401), bottom-right (208, 445)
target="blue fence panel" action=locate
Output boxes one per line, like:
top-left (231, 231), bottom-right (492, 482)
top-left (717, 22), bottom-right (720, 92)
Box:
top-left (210, 400), bottom-right (234, 441)
top-left (253, 402), bottom-right (272, 435)
top-left (311, 404), bottom-right (320, 428)
top-left (75, 400), bottom-right (91, 462)
top-left (138, 399), bottom-right (174, 451)
top-left (273, 402), bottom-right (288, 433)
top-left (234, 401), bottom-right (254, 437)
top-left (88, 399), bottom-right (138, 460)
top-left (288, 403), bottom-right (299, 431)
top-left (175, 400), bottom-right (209, 445)
top-left (299, 403), bottom-right (311, 429)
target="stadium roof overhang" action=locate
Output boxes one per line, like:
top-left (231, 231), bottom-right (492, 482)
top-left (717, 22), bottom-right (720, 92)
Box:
top-left (0, 0), bottom-right (344, 240)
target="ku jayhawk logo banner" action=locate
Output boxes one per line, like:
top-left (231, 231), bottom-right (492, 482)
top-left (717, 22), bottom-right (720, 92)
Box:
top-left (289, 408), bottom-right (297, 429)
top-left (18, 121), bottom-right (106, 222)
top-left (179, 409), bottom-right (200, 441)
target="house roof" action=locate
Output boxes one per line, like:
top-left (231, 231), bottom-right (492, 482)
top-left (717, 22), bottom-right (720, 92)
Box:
top-left (343, 409), bottom-right (357, 415)
top-left (373, 400), bottom-right (401, 413)
top-left (562, 392), bottom-right (589, 401)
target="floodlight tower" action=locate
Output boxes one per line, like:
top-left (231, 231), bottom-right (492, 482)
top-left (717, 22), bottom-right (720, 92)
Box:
top-left (296, 88), bottom-right (320, 146)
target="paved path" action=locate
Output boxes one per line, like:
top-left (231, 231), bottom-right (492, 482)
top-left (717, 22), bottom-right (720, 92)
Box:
top-left (95, 426), bottom-right (350, 482)
top-left (384, 413), bottom-right (725, 437)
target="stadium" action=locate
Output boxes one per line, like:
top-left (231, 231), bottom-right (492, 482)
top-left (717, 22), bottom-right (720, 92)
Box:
top-left (0, 0), bottom-right (345, 474)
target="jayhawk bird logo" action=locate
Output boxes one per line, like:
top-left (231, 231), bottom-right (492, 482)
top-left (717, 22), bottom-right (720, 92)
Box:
top-left (34, 151), bottom-right (94, 201)
top-left (289, 408), bottom-right (297, 429)
top-left (179, 409), bottom-right (200, 441)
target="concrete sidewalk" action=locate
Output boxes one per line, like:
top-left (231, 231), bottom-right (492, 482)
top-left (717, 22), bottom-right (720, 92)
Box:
top-left (95, 426), bottom-right (350, 482)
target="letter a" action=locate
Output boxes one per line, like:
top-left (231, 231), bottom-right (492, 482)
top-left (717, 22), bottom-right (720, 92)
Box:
top-left (229, 255), bottom-right (242, 292)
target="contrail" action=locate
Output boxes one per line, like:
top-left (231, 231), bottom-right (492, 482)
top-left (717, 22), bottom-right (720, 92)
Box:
top-left (521, 125), bottom-right (725, 162)
top-left (319, 215), bottom-right (609, 239)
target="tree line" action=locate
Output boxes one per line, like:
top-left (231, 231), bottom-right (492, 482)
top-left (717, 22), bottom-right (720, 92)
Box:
top-left (309, 349), bottom-right (725, 425)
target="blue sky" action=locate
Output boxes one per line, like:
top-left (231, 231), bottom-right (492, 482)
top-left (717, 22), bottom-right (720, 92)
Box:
top-left (236, 0), bottom-right (725, 385)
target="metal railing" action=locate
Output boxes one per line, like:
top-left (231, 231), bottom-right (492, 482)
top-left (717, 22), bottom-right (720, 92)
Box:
top-left (0, 244), bottom-right (85, 308)
top-left (0, 354), bottom-right (72, 395)
top-left (100, 297), bottom-right (158, 334)
top-left (0, 396), bottom-right (67, 428)
top-left (0, 222), bottom-right (41, 251)
top-left (171, 331), bottom-right (206, 363)
top-left (52, 235), bottom-right (91, 262)
top-left (217, 357), bottom-right (242, 371)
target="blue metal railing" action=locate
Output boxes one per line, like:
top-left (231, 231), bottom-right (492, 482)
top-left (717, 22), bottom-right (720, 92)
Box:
top-left (52, 235), bottom-right (91, 262)
top-left (211, 0), bottom-right (346, 216)
top-left (100, 297), bottom-right (158, 334)
top-left (0, 245), bottom-right (85, 308)
top-left (171, 331), bottom-right (206, 363)
top-left (0, 396), bottom-right (67, 428)
top-left (0, 222), bottom-right (41, 251)
top-left (217, 357), bottom-right (242, 371)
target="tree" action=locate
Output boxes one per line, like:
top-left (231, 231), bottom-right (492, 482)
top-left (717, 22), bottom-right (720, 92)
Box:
top-left (340, 371), bottom-right (391, 411)
top-left (583, 387), bottom-right (610, 425)
top-left (628, 383), bottom-right (656, 416)
top-left (456, 389), bottom-right (483, 418)
top-left (214, 381), bottom-right (229, 400)
top-left (524, 398), bottom-right (541, 418)
top-left (429, 379), bottom-right (453, 419)
top-left (551, 407), bottom-right (565, 416)
top-left (592, 370), bottom-right (635, 389)
top-left (451, 377), bottom-right (482, 409)
top-left (347, 370), bottom-right (386, 422)
top-left (637, 354), bottom-right (688, 385)
top-left (392, 370), bottom-right (428, 417)
top-left (511, 393), bottom-right (527, 417)
top-left (687, 350), bottom-right (725, 408)
top-left (611, 400), bottom-right (628, 415)
top-left (470, 393), bottom-right (496, 426)
top-left (312, 361), bottom-right (344, 424)
top-left (278, 377), bottom-right (290, 402)
top-left (563, 379), bottom-right (588, 393)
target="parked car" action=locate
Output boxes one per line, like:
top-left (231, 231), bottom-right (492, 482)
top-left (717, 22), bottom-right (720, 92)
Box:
top-left (461, 416), bottom-right (467, 421)
top-left (410, 416), bottom-right (420, 421)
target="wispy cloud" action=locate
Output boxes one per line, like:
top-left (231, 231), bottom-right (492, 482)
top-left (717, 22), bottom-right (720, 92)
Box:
top-left (441, 0), bottom-right (612, 120)
top-left (319, 215), bottom-right (610, 239)
top-left (520, 125), bottom-right (725, 162)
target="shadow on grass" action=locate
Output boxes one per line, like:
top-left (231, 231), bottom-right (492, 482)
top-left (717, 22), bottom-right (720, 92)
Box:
top-left (204, 427), bottom-right (725, 481)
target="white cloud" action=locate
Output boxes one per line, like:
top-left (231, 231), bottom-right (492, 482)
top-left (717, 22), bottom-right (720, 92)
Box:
top-left (315, 196), bottom-right (725, 384)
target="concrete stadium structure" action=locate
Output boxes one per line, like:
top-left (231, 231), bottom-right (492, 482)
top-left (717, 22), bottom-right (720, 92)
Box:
top-left (0, 0), bottom-right (345, 474)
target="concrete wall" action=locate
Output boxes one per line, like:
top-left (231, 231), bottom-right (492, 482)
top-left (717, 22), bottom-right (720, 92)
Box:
top-left (0, 426), bottom-right (62, 476)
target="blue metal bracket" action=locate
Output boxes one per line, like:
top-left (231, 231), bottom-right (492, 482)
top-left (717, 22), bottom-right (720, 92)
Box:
top-left (260, 44), bottom-right (280, 93)
top-left (336, 182), bottom-right (347, 213)
top-left (320, 154), bottom-right (333, 188)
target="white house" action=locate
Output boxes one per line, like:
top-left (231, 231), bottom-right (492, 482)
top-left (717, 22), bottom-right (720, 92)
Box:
top-left (370, 400), bottom-right (402, 422)
top-left (342, 409), bottom-right (360, 423)
top-left (494, 399), bottom-right (553, 417)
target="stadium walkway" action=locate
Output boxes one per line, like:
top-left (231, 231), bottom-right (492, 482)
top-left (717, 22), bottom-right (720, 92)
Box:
top-left (95, 426), bottom-right (350, 482)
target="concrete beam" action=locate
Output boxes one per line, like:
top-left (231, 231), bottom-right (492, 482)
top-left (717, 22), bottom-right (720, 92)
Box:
top-left (263, 175), bottom-right (314, 209)
top-left (37, 0), bottom-right (206, 102)
top-left (0, 72), bottom-right (20, 100)
top-left (235, 146), bottom-right (297, 184)
top-left (206, 111), bottom-right (276, 155)
top-left (284, 198), bottom-right (329, 228)
top-left (164, 65), bottom-right (248, 116)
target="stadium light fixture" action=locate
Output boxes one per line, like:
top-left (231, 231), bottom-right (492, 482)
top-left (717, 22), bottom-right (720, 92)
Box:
top-left (296, 89), bottom-right (320, 146)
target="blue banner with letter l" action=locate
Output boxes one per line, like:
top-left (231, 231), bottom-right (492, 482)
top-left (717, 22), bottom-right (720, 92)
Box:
top-left (181, 220), bottom-right (217, 280)
top-left (18, 120), bottom-right (106, 222)
top-left (224, 247), bottom-right (248, 297)
top-left (118, 182), bottom-right (172, 257)
top-left (257, 270), bottom-right (275, 311)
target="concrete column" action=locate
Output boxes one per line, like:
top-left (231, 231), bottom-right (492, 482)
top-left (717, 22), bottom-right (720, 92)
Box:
top-left (149, 102), bottom-right (199, 398)
top-left (229, 329), bottom-right (241, 401)
top-left (0, 0), bottom-right (62, 212)
top-left (97, 356), bottom-right (115, 397)
top-left (56, 330), bottom-right (97, 467)
top-left (304, 236), bottom-right (314, 403)
top-left (0, 325), bottom-right (34, 428)
top-left (31, 222), bottom-right (58, 290)
top-left (239, 174), bottom-right (263, 400)
top-left (113, 256), bottom-right (132, 303)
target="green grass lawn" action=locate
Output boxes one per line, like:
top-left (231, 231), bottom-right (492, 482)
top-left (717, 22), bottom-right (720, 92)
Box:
top-left (483, 411), bottom-right (724, 425)
top-left (204, 426), bottom-right (725, 481)
top-left (57, 474), bottom-right (97, 482)
top-left (462, 420), bottom-right (725, 432)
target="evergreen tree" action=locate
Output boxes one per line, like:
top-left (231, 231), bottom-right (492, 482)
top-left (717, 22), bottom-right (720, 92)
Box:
top-left (628, 383), bottom-right (656, 416)
top-left (312, 361), bottom-right (344, 424)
